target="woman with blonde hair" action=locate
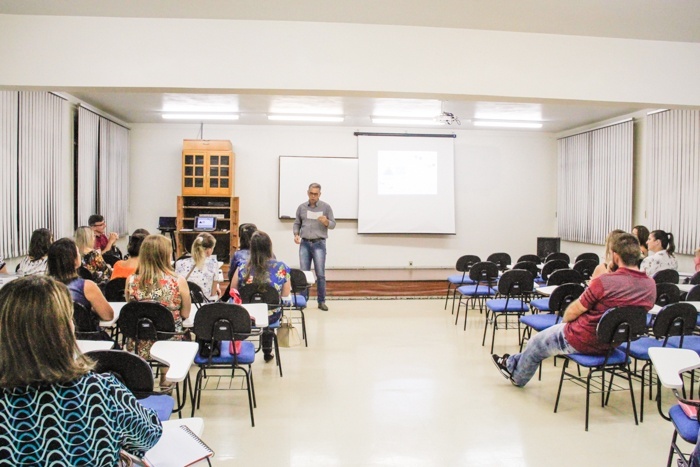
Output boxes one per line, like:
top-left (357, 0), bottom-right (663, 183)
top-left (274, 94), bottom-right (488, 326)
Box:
top-left (126, 235), bottom-right (191, 388)
top-left (0, 275), bottom-right (162, 464)
top-left (175, 232), bottom-right (220, 298)
top-left (75, 225), bottom-right (112, 285)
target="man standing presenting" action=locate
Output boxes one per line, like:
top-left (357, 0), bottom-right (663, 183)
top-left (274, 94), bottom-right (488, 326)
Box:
top-left (293, 183), bottom-right (335, 311)
top-left (88, 214), bottom-right (119, 254)
top-left (492, 233), bottom-right (656, 387)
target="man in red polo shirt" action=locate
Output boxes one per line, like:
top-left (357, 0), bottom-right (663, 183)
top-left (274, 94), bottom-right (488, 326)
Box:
top-left (88, 214), bottom-right (119, 254)
top-left (492, 233), bottom-right (656, 387)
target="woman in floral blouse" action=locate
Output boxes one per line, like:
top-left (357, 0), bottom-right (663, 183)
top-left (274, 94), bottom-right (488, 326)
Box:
top-left (75, 226), bottom-right (112, 286)
top-left (232, 231), bottom-right (290, 362)
top-left (126, 235), bottom-right (191, 389)
top-left (640, 229), bottom-right (678, 277)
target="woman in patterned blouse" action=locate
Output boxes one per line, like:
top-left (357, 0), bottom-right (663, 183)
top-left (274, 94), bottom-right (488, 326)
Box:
top-left (126, 235), bottom-right (191, 389)
top-left (640, 229), bottom-right (678, 277)
top-left (16, 228), bottom-right (53, 276)
top-left (75, 226), bottom-right (112, 286)
top-left (232, 231), bottom-right (291, 362)
top-left (0, 275), bottom-right (162, 465)
top-left (175, 232), bottom-right (220, 298)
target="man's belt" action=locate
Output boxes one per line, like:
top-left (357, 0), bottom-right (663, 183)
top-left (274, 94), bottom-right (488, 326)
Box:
top-left (302, 238), bottom-right (325, 243)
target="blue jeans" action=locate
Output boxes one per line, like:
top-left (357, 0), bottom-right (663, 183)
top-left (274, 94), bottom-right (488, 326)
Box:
top-left (506, 323), bottom-right (577, 387)
top-left (299, 239), bottom-right (327, 303)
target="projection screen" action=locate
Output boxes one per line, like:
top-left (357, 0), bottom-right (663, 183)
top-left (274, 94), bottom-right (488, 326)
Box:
top-left (357, 134), bottom-right (456, 234)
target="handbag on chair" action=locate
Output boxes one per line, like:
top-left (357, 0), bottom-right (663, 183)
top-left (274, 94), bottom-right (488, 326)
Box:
top-left (277, 315), bottom-right (301, 347)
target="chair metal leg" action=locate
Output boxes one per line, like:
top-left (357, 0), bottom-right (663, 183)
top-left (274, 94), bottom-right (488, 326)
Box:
top-left (455, 298), bottom-right (462, 326)
top-left (273, 334), bottom-right (283, 377)
top-left (489, 314), bottom-right (498, 353)
top-left (554, 358), bottom-right (569, 413)
top-left (585, 368), bottom-right (593, 431)
top-left (444, 283), bottom-right (452, 310)
top-left (301, 310), bottom-right (308, 347)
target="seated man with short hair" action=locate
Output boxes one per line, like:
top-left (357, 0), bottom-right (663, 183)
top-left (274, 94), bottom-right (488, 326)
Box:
top-left (88, 214), bottom-right (119, 255)
top-left (492, 233), bottom-right (656, 387)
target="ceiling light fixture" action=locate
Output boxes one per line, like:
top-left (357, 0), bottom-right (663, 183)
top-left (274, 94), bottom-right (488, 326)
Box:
top-left (371, 117), bottom-right (443, 125)
top-left (267, 115), bottom-right (344, 123)
top-left (162, 113), bottom-right (239, 121)
top-left (473, 120), bottom-right (543, 129)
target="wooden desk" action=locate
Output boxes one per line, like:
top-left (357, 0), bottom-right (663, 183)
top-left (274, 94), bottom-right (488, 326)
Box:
top-left (649, 347), bottom-right (700, 390)
top-left (76, 340), bottom-right (114, 353)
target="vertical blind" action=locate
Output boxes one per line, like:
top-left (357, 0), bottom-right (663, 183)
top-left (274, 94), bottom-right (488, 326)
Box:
top-left (76, 107), bottom-right (129, 234)
top-left (98, 117), bottom-right (129, 234)
top-left (0, 92), bottom-right (19, 257)
top-left (557, 120), bottom-right (633, 244)
top-left (76, 107), bottom-right (99, 226)
top-left (646, 110), bottom-right (700, 255)
top-left (0, 92), bottom-right (69, 258)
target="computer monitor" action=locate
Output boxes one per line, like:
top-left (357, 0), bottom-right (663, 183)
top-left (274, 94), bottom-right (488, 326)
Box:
top-left (194, 216), bottom-right (217, 232)
top-left (158, 216), bottom-right (177, 231)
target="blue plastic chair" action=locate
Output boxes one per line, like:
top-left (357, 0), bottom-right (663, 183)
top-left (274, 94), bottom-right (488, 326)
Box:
top-left (445, 255), bottom-right (480, 312)
top-left (454, 261), bottom-right (498, 330)
top-left (483, 269), bottom-right (534, 353)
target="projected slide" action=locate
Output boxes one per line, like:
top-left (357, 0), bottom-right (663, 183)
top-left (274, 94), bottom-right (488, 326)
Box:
top-left (358, 135), bottom-right (455, 234)
top-left (377, 151), bottom-right (437, 195)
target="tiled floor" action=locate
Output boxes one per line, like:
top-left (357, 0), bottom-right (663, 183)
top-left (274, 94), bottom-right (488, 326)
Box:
top-left (188, 298), bottom-right (682, 466)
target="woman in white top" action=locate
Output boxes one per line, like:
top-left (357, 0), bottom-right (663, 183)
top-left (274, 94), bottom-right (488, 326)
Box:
top-left (16, 228), bottom-right (53, 276)
top-left (175, 232), bottom-right (220, 298)
top-left (640, 229), bottom-right (678, 277)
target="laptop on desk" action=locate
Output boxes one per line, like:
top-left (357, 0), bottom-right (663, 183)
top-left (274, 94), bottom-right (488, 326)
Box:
top-left (194, 216), bottom-right (217, 232)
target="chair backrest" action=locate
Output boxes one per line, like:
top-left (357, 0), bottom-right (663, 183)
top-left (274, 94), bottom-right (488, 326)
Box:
top-left (687, 284), bottom-right (700, 302)
top-left (545, 252), bottom-right (570, 264)
top-left (652, 303), bottom-right (697, 341)
top-left (468, 261), bottom-right (499, 284)
top-left (497, 269), bottom-right (534, 296)
top-left (73, 302), bottom-right (100, 334)
top-left (572, 259), bottom-right (598, 280)
top-left (575, 252), bottom-right (600, 264)
top-left (517, 254), bottom-right (541, 264)
top-left (104, 277), bottom-right (127, 301)
top-left (487, 252), bottom-right (511, 271)
top-left (117, 301), bottom-right (176, 341)
top-left (455, 255), bottom-right (481, 273)
top-left (596, 306), bottom-right (647, 346)
top-left (86, 349), bottom-right (154, 397)
top-left (102, 250), bottom-right (122, 267)
top-left (187, 281), bottom-right (210, 307)
top-left (239, 283), bottom-right (281, 310)
top-left (547, 269), bottom-right (584, 286)
top-left (548, 283), bottom-right (585, 314)
top-left (540, 259), bottom-right (569, 282)
top-left (690, 271), bottom-right (700, 286)
top-left (655, 283), bottom-right (680, 307)
top-left (193, 302), bottom-right (252, 342)
top-left (653, 269), bottom-right (680, 285)
top-left (512, 261), bottom-right (538, 278)
top-left (289, 269), bottom-right (310, 294)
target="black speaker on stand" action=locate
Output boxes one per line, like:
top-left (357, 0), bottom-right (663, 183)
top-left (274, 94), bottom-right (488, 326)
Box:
top-left (158, 217), bottom-right (178, 262)
top-left (537, 237), bottom-right (561, 261)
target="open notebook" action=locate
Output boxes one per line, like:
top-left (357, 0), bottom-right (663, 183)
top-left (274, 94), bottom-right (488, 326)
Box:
top-left (122, 424), bottom-right (214, 466)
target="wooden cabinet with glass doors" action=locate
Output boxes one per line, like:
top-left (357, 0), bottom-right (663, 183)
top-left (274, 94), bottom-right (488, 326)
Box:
top-left (182, 139), bottom-right (234, 196)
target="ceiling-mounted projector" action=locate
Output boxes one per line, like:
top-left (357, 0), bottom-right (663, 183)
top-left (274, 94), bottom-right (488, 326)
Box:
top-left (435, 112), bottom-right (461, 125)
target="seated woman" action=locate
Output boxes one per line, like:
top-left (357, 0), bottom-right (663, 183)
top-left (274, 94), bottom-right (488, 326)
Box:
top-left (641, 229), bottom-right (678, 277)
top-left (695, 247), bottom-right (700, 273)
top-left (0, 257), bottom-right (7, 274)
top-left (111, 232), bottom-right (147, 280)
top-left (632, 225), bottom-right (650, 257)
top-left (47, 238), bottom-right (114, 333)
top-left (16, 228), bottom-right (53, 276)
top-left (175, 232), bottom-right (220, 298)
top-left (228, 223), bottom-right (258, 280)
top-left (126, 235), bottom-right (191, 389)
top-left (0, 275), bottom-right (162, 464)
top-left (231, 231), bottom-right (291, 362)
top-left (591, 229), bottom-right (625, 280)
top-left (75, 225), bottom-right (112, 285)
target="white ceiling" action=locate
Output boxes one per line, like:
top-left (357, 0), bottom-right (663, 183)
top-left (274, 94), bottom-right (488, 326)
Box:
top-left (5, 0), bottom-right (696, 131)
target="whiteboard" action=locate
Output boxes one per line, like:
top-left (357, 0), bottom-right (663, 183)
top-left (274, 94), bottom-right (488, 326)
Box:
top-left (278, 156), bottom-right (358, 219)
